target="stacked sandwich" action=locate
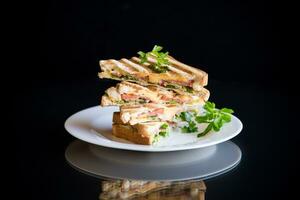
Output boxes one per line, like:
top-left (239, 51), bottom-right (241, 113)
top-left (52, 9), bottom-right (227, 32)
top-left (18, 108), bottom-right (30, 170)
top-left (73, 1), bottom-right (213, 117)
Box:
top-left (99, 45), bottom-right (209, 145)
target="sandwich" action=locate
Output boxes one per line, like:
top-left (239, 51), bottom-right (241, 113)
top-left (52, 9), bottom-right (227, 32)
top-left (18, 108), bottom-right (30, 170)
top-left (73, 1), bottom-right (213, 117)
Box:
top-left (101, 81), bottom-right (210, 106)
top-left (98, 45), bottom-right (208, 92)
top-left (98, 45), bottom-right (212, 145)
top-left (112, 112), bottom-right (169, 145)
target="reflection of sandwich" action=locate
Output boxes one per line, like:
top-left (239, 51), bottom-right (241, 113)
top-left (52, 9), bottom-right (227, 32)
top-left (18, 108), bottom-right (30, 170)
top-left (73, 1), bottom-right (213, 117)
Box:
top-left (99, 179), bottom-right (206, 200)
top-left (101, 81), bottom-right (210, 106)
top-left (99, 55), bottom-right (208, 92)
top-left (112, 112), bottom-right (169, 145)
top-left (100, 180), bottom-right (171, 199)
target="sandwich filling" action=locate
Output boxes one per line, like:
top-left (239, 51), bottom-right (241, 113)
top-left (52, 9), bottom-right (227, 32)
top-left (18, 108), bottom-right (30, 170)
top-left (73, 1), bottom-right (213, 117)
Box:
top-left (120, 104), bottom-right (181, 125)
top-left (101, 81), bottom-right (209, 106)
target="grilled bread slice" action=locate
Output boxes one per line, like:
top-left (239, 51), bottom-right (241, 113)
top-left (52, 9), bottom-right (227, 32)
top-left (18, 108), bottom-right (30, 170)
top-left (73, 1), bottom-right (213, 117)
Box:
top-left (112, 112), bottom-right (168, 145)
top-left (101, 81), bottom-right (210, 106)
top-left (99, 55), bottom-right (208, 91)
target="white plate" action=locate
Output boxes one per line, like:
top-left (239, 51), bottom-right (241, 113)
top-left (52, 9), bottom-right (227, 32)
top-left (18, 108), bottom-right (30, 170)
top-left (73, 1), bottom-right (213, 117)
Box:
top-left (64, 106), bottom-right (243, 152)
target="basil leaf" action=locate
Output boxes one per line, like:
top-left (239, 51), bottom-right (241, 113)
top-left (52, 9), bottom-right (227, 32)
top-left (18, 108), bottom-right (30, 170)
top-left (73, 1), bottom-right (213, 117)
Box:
top-left (137, 51), bottom-right (147, 63)
top-left (212, 118), bottom-right (221, 131)
top-left (184, 86), bottom-right (193, 93)
top-left (195, 115), bottom-right (209, 123)
top-left (221, 108), bottom-right (234, 114)
top-left (137, 45), bottom-right (170, 73)
top-left (159, 131), bottom-right (168, 137)
top-left (221, 113), bottom-right (231, 122)
top-left (160, 123), bottom-right (169, 129)
top-left (198, 123), bottom-right (213, 137)
top-left (152, 45), bottom-right (163, 52)
top-left (168, 100), bottom-right (178, 104)
top-left (153, 134), bottom-right (160, 143)
top-left (181, 121), bottom-right (198, 133)
top-left (166, 84), bottom-right (177, 89)
top-left (179, 112), bottom-right (193, 122)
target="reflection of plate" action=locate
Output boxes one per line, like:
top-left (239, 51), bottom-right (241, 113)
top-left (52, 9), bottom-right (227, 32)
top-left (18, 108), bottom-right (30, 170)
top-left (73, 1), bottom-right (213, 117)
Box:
top-left (64, 106), bottom-right (243, 152)
top-left (65, 140), bottom-right (242, 181)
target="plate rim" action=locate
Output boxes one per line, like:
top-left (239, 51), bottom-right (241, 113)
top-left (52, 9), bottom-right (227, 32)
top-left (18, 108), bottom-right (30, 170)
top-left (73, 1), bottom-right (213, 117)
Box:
top-left (64, 106), bottom-right (243, 152)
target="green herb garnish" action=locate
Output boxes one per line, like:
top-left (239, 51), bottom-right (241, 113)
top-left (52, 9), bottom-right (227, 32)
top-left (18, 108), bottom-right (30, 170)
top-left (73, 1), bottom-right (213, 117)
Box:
top-left (122, 75), bottom-right (138, 81)
top-left (159, 131), bottom-right (169, 137)
top-left (195, 101), bottom-right (234, 137)
top-left (181, 121), bottom-right (198, 133)
top-left (149, 65), bottom-right (169, 73)
top-left (184, 86), bottom-right (193, 93)
top-left (115, 100), bottom-right (125, 104)
top-left (179, 111), bottom-right (193, 122)
top-left (168, 100), bottom-right (178, 104)
top-left (158, 123), bottom-right (169, 137)
top-left (177, 101), bottom-right (234, 137)
top-left (150, 116), bottom-right (158, 120)
top-left (137, 51), bottom-right (147, 63)
top-left (137, 45), bottom-right (170, 73)
top-left (160, 123), bottom-right (169, 129)
top-left (178, 111), bottom-right (198, 133)
top-left (166, 84), bottom-right (177, 89)
top-left (153, 134), bottom-right (160, 143)
top-left (138, 99), bottom-right (148, 103)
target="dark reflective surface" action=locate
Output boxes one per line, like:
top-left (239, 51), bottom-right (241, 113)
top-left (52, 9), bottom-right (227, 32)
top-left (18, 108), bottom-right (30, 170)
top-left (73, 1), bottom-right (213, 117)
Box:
top-left (65, 140), bottom-right (241, 181)
top-left (14, 0), bottom-right (289, 198)
top-left (65, 139), bottom-right (240, 200)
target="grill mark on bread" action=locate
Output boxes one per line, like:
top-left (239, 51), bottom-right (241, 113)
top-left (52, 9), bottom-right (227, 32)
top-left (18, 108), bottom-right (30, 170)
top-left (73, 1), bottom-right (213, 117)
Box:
top-left (130, 57), bottom-right (154, 72)
top-left (167, 55), bottom-right (208, 85)
top-left (147, 54), bottom-right (194, 78)
top-left (121, 58), bottom-right (150, 73)
top-left (99, 54), bottom-right (208, 87)
top-left (110, 59), bottom-right (136, 74)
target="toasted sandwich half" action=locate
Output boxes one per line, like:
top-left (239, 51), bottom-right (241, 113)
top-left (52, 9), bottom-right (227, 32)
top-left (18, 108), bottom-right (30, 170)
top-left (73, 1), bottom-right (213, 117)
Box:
top-left (119, 103), bottom-right (182, 125)
top-left (101, 81), bottom-right (210, 106)
top-left (99, 54), bottom-right (208, 92)
top-left (112, 112), bottom-right (169, 145)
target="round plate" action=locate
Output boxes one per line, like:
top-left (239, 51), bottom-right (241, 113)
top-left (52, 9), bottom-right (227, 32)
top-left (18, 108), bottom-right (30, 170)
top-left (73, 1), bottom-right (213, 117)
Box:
top-left (65, 140), bottom-right (242, 181)
top-left (64, 106), bottom-right (243, 152)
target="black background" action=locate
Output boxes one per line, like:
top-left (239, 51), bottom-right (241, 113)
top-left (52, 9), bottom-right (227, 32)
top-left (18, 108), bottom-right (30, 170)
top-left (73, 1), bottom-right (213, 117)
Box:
top-left (14, 0), bottom-right (293, 199)
top-left (19, 0), bottom-right (284, 85)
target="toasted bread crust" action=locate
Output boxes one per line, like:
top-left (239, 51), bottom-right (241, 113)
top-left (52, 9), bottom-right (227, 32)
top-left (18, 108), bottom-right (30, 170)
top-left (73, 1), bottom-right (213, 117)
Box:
top-left (112, 112), bottom-right (164, 144)
top-left (167, 55), bottom-right (208, 86)
top-left (101, 95), bottom-right (114, 106)
top-left (112, 112), bottom-right (124, 124)
top-left (112, 124), bottom-right (153, 145)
